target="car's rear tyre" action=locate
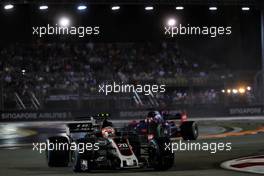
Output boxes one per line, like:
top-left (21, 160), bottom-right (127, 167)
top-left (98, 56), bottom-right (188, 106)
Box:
top-left (46, 136), bottom-right (69, 167)
top-left (180, 121), bottom-right (199, 140)
top-left (149, 137), bottom-right (174, 171)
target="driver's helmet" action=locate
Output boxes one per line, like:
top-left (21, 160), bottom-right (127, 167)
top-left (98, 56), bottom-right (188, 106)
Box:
top-left (147, 111), bottom-right (163, 123)
top-left (102, 126), bottom-right (116, 138)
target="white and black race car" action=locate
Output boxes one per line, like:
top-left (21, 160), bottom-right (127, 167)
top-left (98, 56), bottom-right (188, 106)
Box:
top-left (46, 114), bottom-right (174, 172)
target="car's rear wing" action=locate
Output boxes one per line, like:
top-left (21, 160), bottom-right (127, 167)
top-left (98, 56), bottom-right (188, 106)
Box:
top-left (66, 113), bottom-right (111, 134)
top-left (67, 123), bottom-right (95, 133)
top-left (74, 113), bottom-right (110, 121)
top-left (164, 112), bottom-right (188, 122)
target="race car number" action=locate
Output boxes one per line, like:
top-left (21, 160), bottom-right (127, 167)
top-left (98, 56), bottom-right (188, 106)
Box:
top-left (118, 143), bottom-right (129, 148)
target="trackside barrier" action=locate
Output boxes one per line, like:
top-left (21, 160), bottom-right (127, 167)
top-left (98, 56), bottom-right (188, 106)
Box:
top-left (0, 105), bottom-right (264, 121)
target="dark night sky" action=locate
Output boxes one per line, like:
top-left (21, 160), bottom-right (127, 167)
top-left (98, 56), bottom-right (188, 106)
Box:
top-left (0, 4), bottom-right (261, 70)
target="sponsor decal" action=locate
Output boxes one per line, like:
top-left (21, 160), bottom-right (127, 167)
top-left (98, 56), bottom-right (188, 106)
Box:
top-left (229, 107), bottom-right (263, 115)
top-left (1, 112), bottom-right (72, 121)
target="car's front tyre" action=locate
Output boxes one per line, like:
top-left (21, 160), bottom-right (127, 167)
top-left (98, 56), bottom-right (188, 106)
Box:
top-left (149, 137), bottom-right (174, 171)
top-left (72, 138), bottom-right (92, 172)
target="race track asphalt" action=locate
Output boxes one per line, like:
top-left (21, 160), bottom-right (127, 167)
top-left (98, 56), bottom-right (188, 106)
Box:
top-left (0, 118), bottom-right (263, 176)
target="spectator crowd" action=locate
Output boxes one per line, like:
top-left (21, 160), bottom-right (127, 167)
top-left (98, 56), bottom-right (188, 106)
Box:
top-left (0, 42), bottom-right (253, 109)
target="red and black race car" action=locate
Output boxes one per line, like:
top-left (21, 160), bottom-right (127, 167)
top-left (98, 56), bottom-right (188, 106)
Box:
top-left (126, 110), bottom-right (199, 140)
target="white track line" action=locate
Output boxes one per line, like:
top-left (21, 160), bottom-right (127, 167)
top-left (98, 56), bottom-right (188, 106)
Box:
top-left (0, 143), bottom-right (32, 148)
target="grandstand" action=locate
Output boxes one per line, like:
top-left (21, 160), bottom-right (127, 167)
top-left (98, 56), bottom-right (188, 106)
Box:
top-left (0, 42), bottom-right (256, 112)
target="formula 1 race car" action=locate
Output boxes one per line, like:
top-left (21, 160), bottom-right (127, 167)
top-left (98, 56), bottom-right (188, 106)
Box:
top-left (127, 111), bottom-right (199, 140)
top-left (46, 114), bottom-right (174, 172)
